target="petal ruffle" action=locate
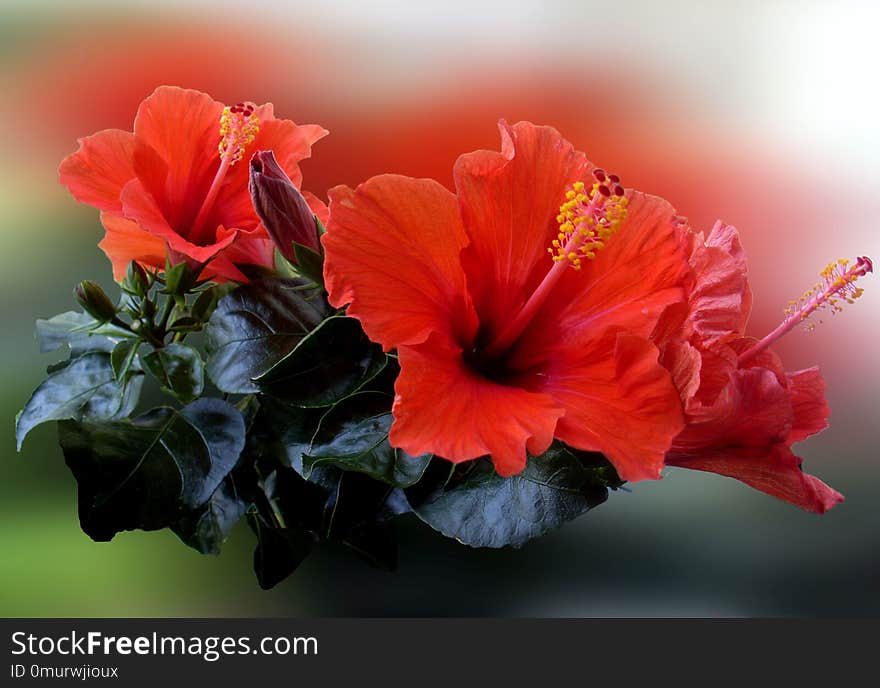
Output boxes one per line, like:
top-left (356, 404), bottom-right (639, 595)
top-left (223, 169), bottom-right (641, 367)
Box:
top-left (667, 444), bottom-right (843, 514)
top-left (324, 174), bottom-right (479, 351)
top-left (525, 332), bottom-right (685, 482)
top-left (786, 367), bottom-right (829, 443)
top-left (59, 129), bottom-right (136, 213)
top-left (454, 120), bottom-right (592, 340)
top-left (391, 334), bottom-right (563, 477)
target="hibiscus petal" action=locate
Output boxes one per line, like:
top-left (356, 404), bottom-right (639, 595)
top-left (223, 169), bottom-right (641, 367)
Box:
top-left (454, 120), bottom-right (592, 339)
top-left (668, 444), bottom-right (843, 514)
top-left (786, 367), bottom-right (829, 443)
top-left (98, 212), bottom-right (168, 280)
top-left (58, 129), bottom-right (136, 213)
top-left (529, 332), bottom-right (684, 482)
top-left (133, 86), bottom-right (225, 234)
top-left (705, 220), bottom-right (752, 330)
top-left (390, 334), bottom-right (563, 477)
top-left (674, 367), bottom-right (793, 451)
top-left (687, 236), bottom-right (751, 344)
top-left (303, 191), bottom-right (329, 226)
top-left (323, 174), bottom-right (479, 350)
top-left (120, 178), bottom-right (236, 265)
top-left (512, 192), bottom-right (690, 370)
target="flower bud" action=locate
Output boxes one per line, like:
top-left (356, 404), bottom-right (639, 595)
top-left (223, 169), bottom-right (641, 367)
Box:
top-left (122, 261), bottom-right (150, 298)
top-left (74, 280), bottom-right (117, 323)
top-left (249, 150), bottom-right (320, 262)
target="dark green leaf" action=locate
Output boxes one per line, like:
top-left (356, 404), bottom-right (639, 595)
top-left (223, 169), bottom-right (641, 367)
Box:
top-left (205, 278), bottom-right (329, 394)
top-left (111, 339), bottom-right (140, 380)
top-left (190, 283), bottom-right (235, 323)
top-left (35, 311), bottom-right (131, 356)
top-left (255, 316), bottom-right (386, 407)
top-left (58, 398), bottom-right (245, 541)
top-left (409, 444), bottom-right (617, 548)
top-left (292, 242), bottom-right (324, 286)
top-left (303, 392), bottom-right (430, 487)
top-left (248, 510), bottom-right (314, 590)
top-left (142, 343), bottom-right (205, 403)
top-left (16, 352), bottom-right (142, 450)
top-left (172, 478), bottom-right (248, 555)
top-left (167, 316), bottom-right (200, 332)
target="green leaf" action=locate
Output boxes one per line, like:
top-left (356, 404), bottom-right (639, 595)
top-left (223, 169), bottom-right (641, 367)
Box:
top-left (292, 242), bottom-right (324, 286)
top-left (172, 478), bottom-right (248, 555)
top-left (16, 352), bottom-right (143, 450)
top-left (58, 398), bottom-right (246, 541)
top-left (205, 278), bottom-right (329, 394)
top-left (142, 343), bottom-right (205, 403)
top-left (248, 510), bottom-right (314, 590)
top-left (110, 339), bottom-right (140, 380)
top-left (255, 316), bottom-right (386, 407)
top-left (35, 311), bottom-right (131, 356)
top-left (302, 392), bottom-right (430, 487)
top-left (409, 444), bottom-right (618, 548)
top-left (190, 283), bottom-right (236, 323)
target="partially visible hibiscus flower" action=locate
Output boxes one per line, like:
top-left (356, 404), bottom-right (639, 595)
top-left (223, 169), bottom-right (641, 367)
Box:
top-left (659, 222), bottom-right (871, 512)
top-left (323, 121), bottom-right (693, 479)
top-left (59, 86), bottom-right (327, 282)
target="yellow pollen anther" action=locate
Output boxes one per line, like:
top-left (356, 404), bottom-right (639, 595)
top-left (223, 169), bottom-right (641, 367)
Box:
top-left (549, 173), bottom-right (628, 268)
top-left (218, 102), bottom-right (260, 166)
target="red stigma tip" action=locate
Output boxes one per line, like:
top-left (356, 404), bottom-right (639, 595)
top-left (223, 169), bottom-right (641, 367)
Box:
top-left (858, 256), bottom-right (874, 273)
top-left (608, 173), bottom-right (620, 184)
top-left (593, 169), bottom-right (606, 182)
top-left (598, 184), bottom-right (611, 197)
top-left (613, 185), bottom-right (624, 197)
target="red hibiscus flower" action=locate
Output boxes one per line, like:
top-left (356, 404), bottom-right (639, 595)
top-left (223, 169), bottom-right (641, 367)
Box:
top-left (323, 121), bottom-right (692, 479)
top-left (59, 86), bottom-right (327, 282)
top-left (660, 223), bottom-right (872, 512)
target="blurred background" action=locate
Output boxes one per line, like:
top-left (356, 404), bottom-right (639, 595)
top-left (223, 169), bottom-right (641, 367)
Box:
top-left (1, 0), bottom-right (878, 617)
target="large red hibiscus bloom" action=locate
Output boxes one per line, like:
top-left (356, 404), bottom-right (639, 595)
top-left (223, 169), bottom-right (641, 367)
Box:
top-left (323, 121), bottom-right (692, 479)
top-left (59, 86), bottom-right (327, 282)
top-left (660, 222), bottom-right (871, 512)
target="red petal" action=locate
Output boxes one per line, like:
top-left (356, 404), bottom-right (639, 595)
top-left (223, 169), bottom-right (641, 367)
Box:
top-left (390, 334), bottom-right (563, 477)
top-left (668, 444), bottom-right (843, 514)
top-left (98, 212), bottom-right (168, 280)
top-left (454, 120), bottom-right (592, 340)
top-left (512, 192), bottom-right (690, 370)
top-left (524, 332), bottom-right (684, 482)
top-left (686, 228), bottom-right (751, 344)
top-left (705, 220), bottom-right (752, 331)
top-left (674, 367), bottom-right (792, 451)
top-left (132, 86), bottom-right (225, 234)
top-left (303, 191), bottom-right (329, 226)
top-left (58, 129), bottom-right (136, 213)
top-left (323, 175), bottom-right (479, 351)
top-left (786, 367), bottom-right (829, 443)
top-left (119, 178), bottom-right (236, 265)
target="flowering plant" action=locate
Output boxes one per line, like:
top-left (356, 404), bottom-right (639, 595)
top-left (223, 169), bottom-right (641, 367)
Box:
top-left (15, 87), bottom-right (870, 588)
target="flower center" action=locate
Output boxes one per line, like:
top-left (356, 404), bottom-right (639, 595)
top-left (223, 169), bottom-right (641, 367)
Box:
top-left (738, 255), bottom-right (872, 364)
top-left (190, 102), bottom-right (260, 246)
top-left (481, 169), bottom-right (628, 359)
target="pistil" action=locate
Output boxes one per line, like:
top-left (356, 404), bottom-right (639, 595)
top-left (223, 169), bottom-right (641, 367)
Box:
top-left (481, 169), bottom-right (628, 358)
top-left (738, 256), bottom-right (872, 364)
top-left (190, 102), bottom-right (260, 245)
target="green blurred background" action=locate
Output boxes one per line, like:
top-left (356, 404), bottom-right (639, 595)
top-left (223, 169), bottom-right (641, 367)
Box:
top-left (2, 0), bottom-right (878, 617)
